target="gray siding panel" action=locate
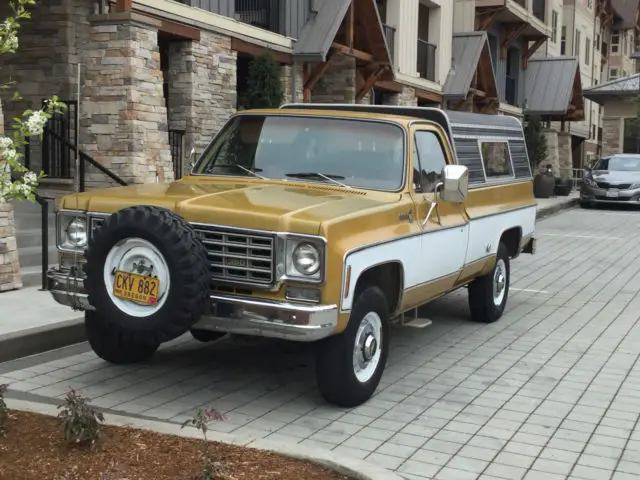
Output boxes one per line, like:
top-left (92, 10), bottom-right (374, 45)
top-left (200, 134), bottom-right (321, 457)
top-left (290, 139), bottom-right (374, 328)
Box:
top-left (283, 0), bottom-right (310, 38)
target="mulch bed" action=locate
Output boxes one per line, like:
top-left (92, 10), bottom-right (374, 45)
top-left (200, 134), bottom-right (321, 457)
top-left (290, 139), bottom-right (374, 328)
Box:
top-left (0, 410), bottom-right (355, 480)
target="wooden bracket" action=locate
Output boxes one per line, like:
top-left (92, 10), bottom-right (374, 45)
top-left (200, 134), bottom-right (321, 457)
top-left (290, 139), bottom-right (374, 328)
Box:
top-left (331, 42), bottom-right (375, 62)
top-left (522, 37), bottom-right (546, 69)
top-left (346, 3), bottom-right (355, 50)
top-left (501, 24), bottom-right (527, 59)
top-left (356, 66), bottom-right (386, 103)
top-left (451, 98), bottom-right (468, 111)
top-left (475, 8), bottom-right (502, 31)
top-left (115, 0), bottom-right (133, 11)
top-left (303, 51), bottom-right (338, 102)
top-left (477, 98), bottom-right (498, 114)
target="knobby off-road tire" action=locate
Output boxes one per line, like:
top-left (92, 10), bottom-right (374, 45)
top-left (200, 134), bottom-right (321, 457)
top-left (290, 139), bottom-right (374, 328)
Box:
top-left (316, 286), bottom-right (390, 407)
top-left (468, 242), bottom-right (510, 324)
top-left (83, 206), bottom-right (210, 364)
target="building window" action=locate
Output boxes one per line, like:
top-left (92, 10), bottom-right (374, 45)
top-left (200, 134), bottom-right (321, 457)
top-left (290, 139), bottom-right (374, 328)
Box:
top-left (623, 118), bottom-right (640, 154)
top-left (561, 26), bottom-right (566, 54)
top-left (585, 37), bottom-right (590, 65)
top-left (575, 30), bottom-right (581, 57)
top-left (587, 0), bottom-right (593, 8)
top-left (480, 142), bottom-right (514, 178)
top-left (552, 11), bottom-right (559, 43)
top-left (610, 67), bottom-right (619, 79)
top-left (595, 34), bottom-right (600, 52)
top-left (611, 31), bottom-right (619, 53)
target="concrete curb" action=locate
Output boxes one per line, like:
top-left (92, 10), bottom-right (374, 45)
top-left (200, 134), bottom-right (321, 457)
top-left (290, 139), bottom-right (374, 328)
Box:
top-left (6, 397), bottom-right (404, 480)
top-left (535, 197), bottom-right (579, 220)
top-left (0, 317), bottom-right (85, 363)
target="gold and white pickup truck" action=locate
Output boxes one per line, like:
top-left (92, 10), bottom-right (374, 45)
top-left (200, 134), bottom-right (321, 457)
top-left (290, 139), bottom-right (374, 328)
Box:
top-left (48, 104), bottom-right (536, 407)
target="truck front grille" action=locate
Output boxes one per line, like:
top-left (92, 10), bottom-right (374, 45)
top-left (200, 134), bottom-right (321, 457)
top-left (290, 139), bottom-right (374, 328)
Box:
top-left (193, 225), bottom-right (275, 287)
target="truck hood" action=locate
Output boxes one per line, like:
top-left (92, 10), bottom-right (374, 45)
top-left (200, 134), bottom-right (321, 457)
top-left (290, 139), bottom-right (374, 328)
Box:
top-left (61, 179), bottom-right (396, 235)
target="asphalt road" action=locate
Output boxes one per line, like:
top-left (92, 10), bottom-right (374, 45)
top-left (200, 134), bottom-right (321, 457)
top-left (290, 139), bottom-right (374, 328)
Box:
top-left (2, 206), bottom-right (640, 480)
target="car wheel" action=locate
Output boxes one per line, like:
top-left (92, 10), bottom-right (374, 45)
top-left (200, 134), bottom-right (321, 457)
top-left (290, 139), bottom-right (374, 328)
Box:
top-left (83, 206), bottom-right (211, 354)
top-left (468, 242), bottom-right (510, 323)
top-left (315, 286), bottom-right (389, 407)
top-left (85, 310), bottom-right (159, 364)
top-left (190, 329), bottom-right (226, 343)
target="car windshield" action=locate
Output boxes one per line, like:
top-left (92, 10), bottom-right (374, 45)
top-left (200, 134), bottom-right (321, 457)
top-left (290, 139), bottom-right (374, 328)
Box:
top-left (192, 115), bottom-right (406, 191)
top-left (592, 156), bottom-right (640, 171)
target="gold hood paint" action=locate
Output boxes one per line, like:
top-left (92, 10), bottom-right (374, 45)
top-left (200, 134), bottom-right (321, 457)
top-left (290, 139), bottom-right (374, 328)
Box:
top-left (60, 177), bottom-right (401, 235)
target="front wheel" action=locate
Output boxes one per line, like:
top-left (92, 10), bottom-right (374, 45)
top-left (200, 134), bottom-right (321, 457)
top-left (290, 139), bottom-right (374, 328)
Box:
top-left (468, 242), bottom-right (510, 323)
top-left (315, 286), bottom-right (389, 407)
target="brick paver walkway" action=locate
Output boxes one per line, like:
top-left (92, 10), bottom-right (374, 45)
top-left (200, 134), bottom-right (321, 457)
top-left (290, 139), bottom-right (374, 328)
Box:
top-left (2, 207), bottom-right (640, 480)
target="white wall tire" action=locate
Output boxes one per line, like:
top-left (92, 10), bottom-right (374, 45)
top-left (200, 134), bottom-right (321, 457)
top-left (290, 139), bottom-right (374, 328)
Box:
top-left (316, 286), bottom-right (390, 407)
top-left (468, 242), bottom-right (510, 323)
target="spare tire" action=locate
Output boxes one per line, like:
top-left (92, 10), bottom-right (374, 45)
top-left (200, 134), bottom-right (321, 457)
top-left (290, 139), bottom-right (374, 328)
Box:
top-left (83, 206), bottom-right (210, 348)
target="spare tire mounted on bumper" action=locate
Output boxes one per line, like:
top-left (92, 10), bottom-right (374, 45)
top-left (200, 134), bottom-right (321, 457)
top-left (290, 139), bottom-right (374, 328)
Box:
top-left (83, 206), bottom-right (210, 363)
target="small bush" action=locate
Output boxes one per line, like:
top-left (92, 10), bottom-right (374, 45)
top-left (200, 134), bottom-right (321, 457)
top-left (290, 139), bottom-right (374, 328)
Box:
top-left (57, 388), bottom-right (104, 447)
top-left (246, 52), bottom-right (284, 109)
top-left (181, 407), bottom-right (226, 480)
top-left (524, 115), bottom-right (548, 170)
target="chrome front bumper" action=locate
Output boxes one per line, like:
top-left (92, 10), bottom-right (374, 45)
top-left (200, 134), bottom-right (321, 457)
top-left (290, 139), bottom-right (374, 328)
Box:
top-left (47, 268), bottom-right (338, 342)
top-left (580, 185), bottom-right (640, 206)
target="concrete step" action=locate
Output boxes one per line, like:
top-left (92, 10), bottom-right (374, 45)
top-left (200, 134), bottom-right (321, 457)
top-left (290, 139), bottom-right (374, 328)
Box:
top-left (15, 228), bottom-right (57, 249)
top-left (20, 264), bottom-right (57, 288)
top-left (13, 212), bottom-right (57, 232)
top-left (17, 245), bottom-right (59, 269)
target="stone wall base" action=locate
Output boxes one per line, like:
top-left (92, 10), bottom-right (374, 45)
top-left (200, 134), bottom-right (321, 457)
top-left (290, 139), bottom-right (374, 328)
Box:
top-left (0, 204), bottom-right (22, 292)
top-left (542, 130), bottom-right (572, 177)
top-left (384, 87), bottom-right (418, 107)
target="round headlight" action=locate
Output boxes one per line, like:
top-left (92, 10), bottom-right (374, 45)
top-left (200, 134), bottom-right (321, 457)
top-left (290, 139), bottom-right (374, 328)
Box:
top-left (292, 243), bottom-right (321, 275)
top-left (67, 218), bottom-right (87, 246)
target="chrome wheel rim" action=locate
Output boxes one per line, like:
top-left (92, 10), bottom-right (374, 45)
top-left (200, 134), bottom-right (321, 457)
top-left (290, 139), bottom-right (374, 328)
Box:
top-left (493, 258), bottom-right (507, 306)
top-left (353, 312), bottom-right (383, 383)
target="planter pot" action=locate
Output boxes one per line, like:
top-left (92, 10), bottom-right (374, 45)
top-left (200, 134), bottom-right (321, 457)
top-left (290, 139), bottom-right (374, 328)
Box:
top-left (554, 178), bottom-right (573, 196)
top-left (533, 173), bottom-right (555, 198)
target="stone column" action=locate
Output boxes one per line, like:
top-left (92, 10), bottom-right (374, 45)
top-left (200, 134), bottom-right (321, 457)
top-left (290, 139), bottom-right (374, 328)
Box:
top-left (0, 101), bottom-right (22, 292)
top-left (281, 63), bottom-right (304, 104)
top-left (80, 12), bottom-right (172, 187)
top-left (311, 55), bottom-right (356, 103)
top-left (558, 132), bottom-right (572, 179)
top-left (167, 31), bottom-right (237, 171)
top-left (602, 118), bottom-right (621, 157)
top-left (542, 130), bottom-right (560, 174)
top-left (385, 87), bottom-right (418, 107)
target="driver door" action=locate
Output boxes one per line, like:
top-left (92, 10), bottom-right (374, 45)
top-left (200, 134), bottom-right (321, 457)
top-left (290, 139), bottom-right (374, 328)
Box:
top-left (410, 127), bottom-right (470, 296)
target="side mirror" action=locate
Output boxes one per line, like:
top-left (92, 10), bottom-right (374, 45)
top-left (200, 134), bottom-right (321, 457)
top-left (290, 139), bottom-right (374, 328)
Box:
top-left (188, 146), bottom-right (198, 170)
top-left (440, 165), bottom-right (469, 203)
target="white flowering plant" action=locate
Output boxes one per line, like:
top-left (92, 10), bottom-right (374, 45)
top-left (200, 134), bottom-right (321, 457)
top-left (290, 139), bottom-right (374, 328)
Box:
top-left (0, 0), bottom-right (67, 204)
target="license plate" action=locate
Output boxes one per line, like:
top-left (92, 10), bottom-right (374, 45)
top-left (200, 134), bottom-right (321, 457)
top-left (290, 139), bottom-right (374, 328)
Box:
top-left (606, 190), bottom-right (619, 198)
top-left (113, 271), bottom-right (160, 305)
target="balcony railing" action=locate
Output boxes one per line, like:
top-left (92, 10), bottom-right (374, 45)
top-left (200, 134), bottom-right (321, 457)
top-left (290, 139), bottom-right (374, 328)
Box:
top-left (417, 39), bottom-right (437, 82)
top-left (505, 76), bottom-right (517, 106)
top-left (532, 0), bottom-right (545, 22)
top-left (383, 24), bottom-right (396, 64)
top-left (234, 0), bottom-right (281, 34)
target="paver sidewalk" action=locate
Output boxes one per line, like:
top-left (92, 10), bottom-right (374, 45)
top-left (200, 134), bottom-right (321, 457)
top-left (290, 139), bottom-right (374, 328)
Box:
top-left (2, 204), bottom-right (639, 480)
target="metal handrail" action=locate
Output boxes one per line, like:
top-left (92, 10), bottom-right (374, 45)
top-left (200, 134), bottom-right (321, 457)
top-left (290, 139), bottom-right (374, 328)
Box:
top-left (10, 173), bottom-right (49, 291)
top-left (42, 127), bottom-right (127, 191)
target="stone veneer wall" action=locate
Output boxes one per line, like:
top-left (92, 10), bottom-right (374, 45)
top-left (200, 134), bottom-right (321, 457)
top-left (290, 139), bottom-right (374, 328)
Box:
top-left (0, 102), bottom-right (22, 292)
top-left (281, 64), bottom-right (304, 104)
top-left (601, 118), bottom-right (621, 157)
top-left (557, 132), bottom-right (572, 179)
top-left (542, 130), bottom-right (560, 173)
top-left (81, 12), bottom-right (173, 187)
top-left (384, 87), bottom-right (417, 107)
top-left (167, 31), bottom-right (237, 175)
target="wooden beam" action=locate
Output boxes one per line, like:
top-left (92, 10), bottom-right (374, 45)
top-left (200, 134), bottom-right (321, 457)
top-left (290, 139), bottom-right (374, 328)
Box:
top-left (303, 51), bottom-right (338, 102)
top-left (475, 8), bottom-right (502, 31)
top-left (331, 42), bottom-right (375, 62)
top-left (451, 99), bottom-right (468, 111)
top-left (356, 66), bottom-right (386, 103)
top-left (500, 24), bottom-right (527, 59)
top-left (158, 19), bottom-right (200, 41)
top-left (415, 88), bottom-right (443, 103)
top-left (522, 37), bottom-right (546, 69)
top-left (374, 80), bottom-right (403, 93)
top-left (346, 3), bottom-right (355, 50)
top-left (231, 38), bottom-right (292, 65)
top-left (115, 0), bottom-right (132, 11)
top-left (477, 98), bottom-right (498, 114)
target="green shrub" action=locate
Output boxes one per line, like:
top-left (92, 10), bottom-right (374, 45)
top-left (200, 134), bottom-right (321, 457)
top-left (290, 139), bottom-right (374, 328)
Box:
top-left (245, 52), bottom-right (284, 109)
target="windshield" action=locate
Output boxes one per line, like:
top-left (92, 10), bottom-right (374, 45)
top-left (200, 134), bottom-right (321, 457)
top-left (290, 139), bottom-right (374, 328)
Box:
top-left (592, 155), bottom-right (640, 171)
top-left (192, 115), bottom-right (406, 191)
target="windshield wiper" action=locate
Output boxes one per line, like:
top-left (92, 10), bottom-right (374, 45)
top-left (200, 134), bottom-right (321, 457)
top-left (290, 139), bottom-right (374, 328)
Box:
top-left (234, 165), bottom-right (266, 179)
top-left (285, 172), bottom-right (350, 188)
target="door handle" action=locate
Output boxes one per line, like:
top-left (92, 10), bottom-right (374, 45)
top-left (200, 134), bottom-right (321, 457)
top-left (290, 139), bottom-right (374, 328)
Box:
top-left (422, 200), bottom-right (441, 227)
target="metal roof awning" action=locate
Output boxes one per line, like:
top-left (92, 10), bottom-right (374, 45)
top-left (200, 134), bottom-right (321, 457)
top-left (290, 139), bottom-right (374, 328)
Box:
top-left (444, 32), bottom-right (498, 102)
top-left (584, 74), bottom-right (640, 101)
top-left (524, 56), bottom-right (584, 120)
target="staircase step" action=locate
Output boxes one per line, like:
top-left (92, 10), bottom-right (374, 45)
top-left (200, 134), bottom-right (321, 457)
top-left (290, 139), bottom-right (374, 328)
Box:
top-left (19, 264), bottom-right (57, 288)
top-left (17, 245), bottom-right (59, 269)
top-left (13, 213), bottom-right (57, 231)
top-left (15, 228), bottom-right (57, 249)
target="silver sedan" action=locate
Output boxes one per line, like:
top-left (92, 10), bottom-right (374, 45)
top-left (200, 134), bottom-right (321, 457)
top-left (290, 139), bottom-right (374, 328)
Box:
top-left (580, 154), bottom-right (640, 207)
